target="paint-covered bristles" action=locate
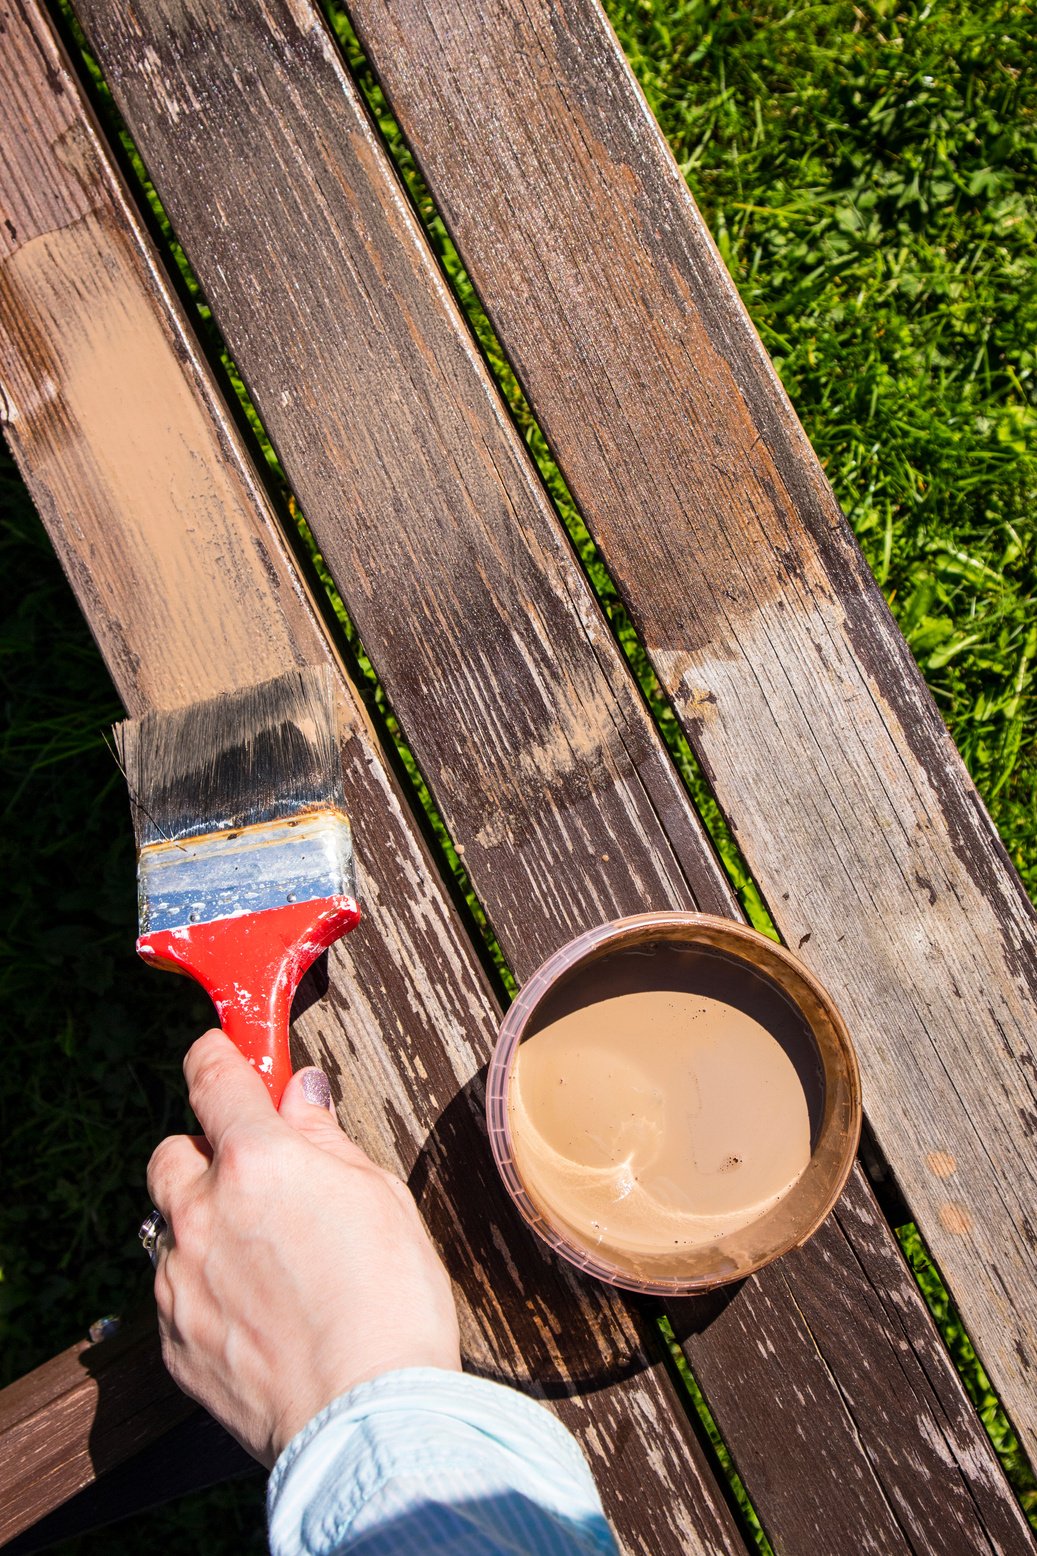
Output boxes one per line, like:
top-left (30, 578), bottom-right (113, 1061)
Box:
top-left (115, 666), bottom-right (346, 850)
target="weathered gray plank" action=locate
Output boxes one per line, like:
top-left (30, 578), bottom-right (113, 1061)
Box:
top-left (786, 1178), bottom-right (1034, 1552)
top-left (0, 9), bottom-right (745, 1553)
top-left (339, 0), bottom-right (1037, 1465)
top-left (61, 0), bottom-right (1037, 1549)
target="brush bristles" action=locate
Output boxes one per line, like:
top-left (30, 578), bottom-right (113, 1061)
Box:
top-left (115, 667), bottom-right (346, 850)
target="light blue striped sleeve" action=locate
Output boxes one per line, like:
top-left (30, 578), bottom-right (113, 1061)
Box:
top-left (266, 1367), bottom-right (619, 1556)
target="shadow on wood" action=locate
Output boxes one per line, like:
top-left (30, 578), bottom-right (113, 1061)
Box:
top-left (4, 1407), bottom-right (256, 1554)
top-left (0, 1316), bottom-right (254, 1551)
top-left (406, 1069), bottom-right (740, 1398)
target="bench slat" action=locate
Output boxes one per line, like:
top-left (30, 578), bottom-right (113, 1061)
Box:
top-left (63, 0), bottom-right (1037, 1550)
top-left (0, 1324), bottom-right (193, 1544)
top-left (340, 0), bottom-right (1037, 1466)
top-left (4, 1408), bottom-right (254, 1556)
top-left (679, 1172), bottom-right (1037, 1555)
top-left (0, 11), bottom-right (746, 1554)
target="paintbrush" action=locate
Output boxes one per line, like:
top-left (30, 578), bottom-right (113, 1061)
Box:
top-left (115, 666), bottom-right (361, 1103)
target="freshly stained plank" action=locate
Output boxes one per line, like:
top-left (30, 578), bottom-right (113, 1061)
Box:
top-left (0, 11), bottom-right (745, 1554)
top-left (62, 1), bottom-right (1037, 1550)
top-left (340, 0), bottom-right (1037, 1462)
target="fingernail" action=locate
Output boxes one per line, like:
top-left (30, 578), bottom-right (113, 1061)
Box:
top-left (301, 1068), bottom-right (332, 1109)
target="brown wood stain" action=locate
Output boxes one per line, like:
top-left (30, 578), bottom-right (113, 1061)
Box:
top-left (510, 944), bottom-right (819, 1275)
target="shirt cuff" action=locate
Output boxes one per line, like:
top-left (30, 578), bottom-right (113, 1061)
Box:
top-left (267, 1367), bottom-right (616, 1556)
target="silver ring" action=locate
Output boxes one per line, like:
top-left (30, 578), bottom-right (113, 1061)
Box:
top-left (138, 1208), bottom-right (169, 1266)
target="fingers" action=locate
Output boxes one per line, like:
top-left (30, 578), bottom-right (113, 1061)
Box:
top-left (278, 1067), bottom-right (375, 1168)
top-left (148, 1132), bottom-right (212, 1211)
top-left (184, 1029), bottom-right (279, 1150)
top-left (184, 1032), bottom-right (374, 1175)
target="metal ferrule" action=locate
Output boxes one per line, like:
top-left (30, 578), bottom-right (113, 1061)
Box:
top-left (138, 810), bottom-right (355, 935)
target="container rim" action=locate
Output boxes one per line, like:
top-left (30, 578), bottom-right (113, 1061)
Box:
top-left (485, 911), bottom-right (862, 1295)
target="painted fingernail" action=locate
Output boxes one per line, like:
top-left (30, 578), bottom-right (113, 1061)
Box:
top-left (301, 1068), bottom-right (332, 1109)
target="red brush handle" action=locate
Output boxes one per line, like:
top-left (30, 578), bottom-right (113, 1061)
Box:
top-left (137, 896), bottom-right (361, 1104)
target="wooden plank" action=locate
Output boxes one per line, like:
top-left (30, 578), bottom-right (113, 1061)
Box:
top-left (677, 1166), bottom-right (1037, 1556)
top-left (61, 1), bottom-right (1037, 1551)
top-left (0, 1322), bottom-right (193, 1544)
top-left (68, 0), bottom-right (738, 973)
top-left (0, 10), bottom-right (745, 1554)
top-left (5, 1409), bottom-right (255, 1556)
top-left (337, 0), bottom-right (1037, 1466)
top-left (783, 1179), bottom-right (1036, 1554)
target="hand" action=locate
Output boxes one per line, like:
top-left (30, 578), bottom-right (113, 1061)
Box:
top-left (147, 1029), bottom-right (462, 1467)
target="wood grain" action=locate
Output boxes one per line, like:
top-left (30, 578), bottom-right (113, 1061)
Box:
top-left (340, 0), bottom-right (1037, 1464)
top-left (58, 0), bottom-right (1037, 1550)
top-left (68, 0), bottom-right (739, 973)
top-left (5, 1409), bottom-right (255, 1556)
top-left (0, 9), bottom-right (745, 1553)
top-left (0, 1323), bottom-right (193, 1545)
top-left (678, 1164), bottom-right (1037, 1556)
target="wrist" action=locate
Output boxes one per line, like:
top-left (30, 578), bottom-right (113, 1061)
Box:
top-left (271, 1345), bottom-right (462, 1462)
top-left (268, 1368), bottom-right (613, 1556)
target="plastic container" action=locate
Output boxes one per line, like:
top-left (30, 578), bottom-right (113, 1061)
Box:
top-left (486, 912), bottom-right (861, 1294)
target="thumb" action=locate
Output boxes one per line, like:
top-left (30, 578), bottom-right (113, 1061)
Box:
top-left (279, 1067), bottom-right (372, 1166)
top-left (281, 1065), bottom-right (335, 1120)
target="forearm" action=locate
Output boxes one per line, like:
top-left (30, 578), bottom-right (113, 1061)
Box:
top-left (267, 1368), bottom-right (618, 1556)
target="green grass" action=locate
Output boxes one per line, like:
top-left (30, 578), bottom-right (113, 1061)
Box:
top-left (2, 0), bottom-right (1035, 1547)
top-left (658, 1316), bottom-right (776, 1555)
top-left (0, 481), bottom-right (184, 1357)
top-left (898, 1223), bottom-right (1037, 1523)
